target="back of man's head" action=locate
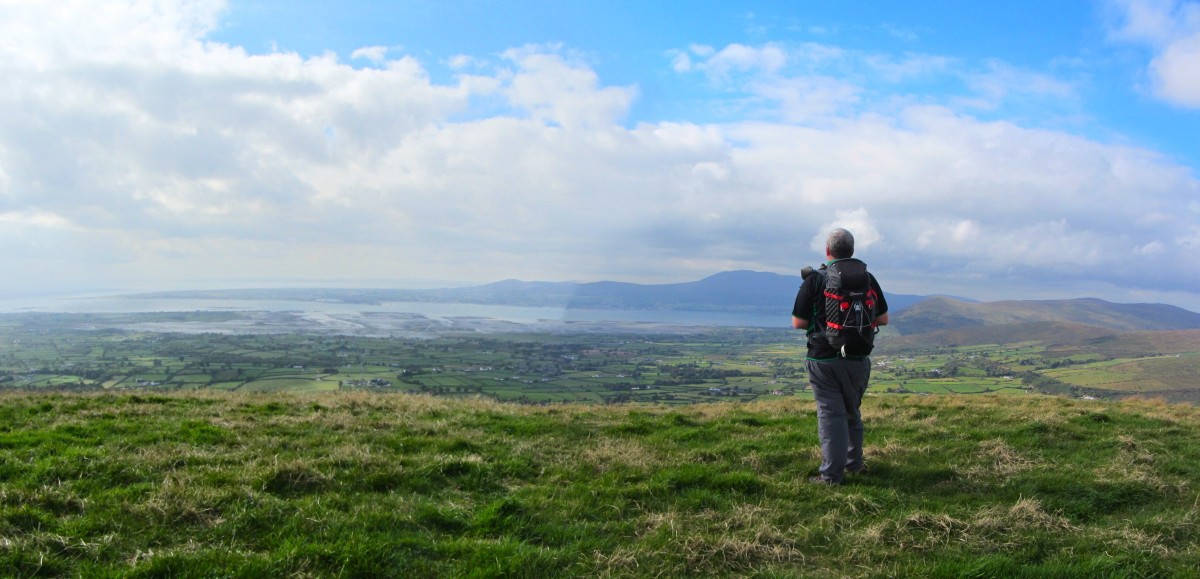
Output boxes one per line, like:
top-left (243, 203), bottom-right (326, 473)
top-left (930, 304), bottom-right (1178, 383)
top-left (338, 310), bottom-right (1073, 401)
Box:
top-left (826, 228), bottom-right (855, 259)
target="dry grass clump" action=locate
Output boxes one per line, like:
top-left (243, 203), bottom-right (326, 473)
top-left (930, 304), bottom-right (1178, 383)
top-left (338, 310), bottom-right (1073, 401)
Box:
top-left (866, 439), bottom-right (932, 461)
top-left (1092, 434), bottom-right (1188, 495)
top-left (856, 498), bottom-right (1077, 554)
top-left (679, 533), bottom-right (804, 572)
top-left (972, 497), bottom-right (1076, 535)
top-left (1119, 395), bottom-right (1195, 422)
top-left (961, 438), bottom-right (1041, 482)
top-left (833, 492), bottom-right (884, 517)
top-left (1100, 525), bottom-right (1174, 558)
top-left (626, 504), bottom-right (807, 575)
top-left (879, 511), bottom-right (971, 551)
top-left (1127, 499), bottom-right (1200, 557)
top-left (591, 546), bottom-right (642, 577)
top-left (580, 437), bottom-right (662, 474)
top-left (737, 397), bottom-right (812, 418)
top-left (136, 472), bottom-right (229, 528)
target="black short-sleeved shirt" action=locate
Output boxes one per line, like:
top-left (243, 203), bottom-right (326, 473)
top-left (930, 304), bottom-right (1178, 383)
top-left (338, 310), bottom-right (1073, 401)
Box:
top-left (792, 262), bottom-right (888, 360)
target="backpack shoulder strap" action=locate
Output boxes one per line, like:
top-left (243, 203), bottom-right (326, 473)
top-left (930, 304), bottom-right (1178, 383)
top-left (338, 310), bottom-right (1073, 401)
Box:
top-left (812, 267), bottom-right (829, 328)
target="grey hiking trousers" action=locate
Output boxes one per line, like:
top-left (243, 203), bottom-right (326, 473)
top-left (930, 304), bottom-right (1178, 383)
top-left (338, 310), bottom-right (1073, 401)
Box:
top-left (807, 357), bottom-right (871, 482)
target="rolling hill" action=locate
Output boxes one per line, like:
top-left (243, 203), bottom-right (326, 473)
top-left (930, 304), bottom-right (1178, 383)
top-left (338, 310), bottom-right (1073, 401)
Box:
top-left (892, 296), bottom-right (1200, 335)
top-left (884, 321), bottom-right (1122, 349)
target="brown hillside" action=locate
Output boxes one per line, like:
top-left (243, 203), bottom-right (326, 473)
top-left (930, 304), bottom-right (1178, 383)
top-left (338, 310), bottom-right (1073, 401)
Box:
top-left (894, 296), bottom-right (1200, 335)
top-left (882, 323), bottom-right (1200, 360)
top-left (882, 321), bottom-right (1119, 351)
top-left (1047, 329), bottom-right (1200, 357)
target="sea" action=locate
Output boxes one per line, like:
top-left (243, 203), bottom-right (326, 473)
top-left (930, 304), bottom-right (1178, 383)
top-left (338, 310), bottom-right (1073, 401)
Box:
top-left (0, 294), bottom-right (786, 330)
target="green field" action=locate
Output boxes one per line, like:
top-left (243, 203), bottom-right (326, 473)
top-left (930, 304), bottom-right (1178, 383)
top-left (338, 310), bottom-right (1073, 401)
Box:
top-left (3, 312), bottom-right (1200, 406)
top-left (1044, 353), bottom-right (1200, 392)
top-left (1, 391), bottom-right (1197, 576)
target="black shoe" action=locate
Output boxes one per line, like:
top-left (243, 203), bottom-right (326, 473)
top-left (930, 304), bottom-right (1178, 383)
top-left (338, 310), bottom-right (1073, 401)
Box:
top-left (846, 464), bottom-right (869, 475)
top-left (808, 475), bottom-right (842, 485)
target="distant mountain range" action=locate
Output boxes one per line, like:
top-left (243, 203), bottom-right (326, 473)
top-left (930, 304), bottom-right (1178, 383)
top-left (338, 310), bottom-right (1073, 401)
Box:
top-left (133, 271), bottom-right (927, 316)
top-left (133, 270), bottom-right (1200, 335)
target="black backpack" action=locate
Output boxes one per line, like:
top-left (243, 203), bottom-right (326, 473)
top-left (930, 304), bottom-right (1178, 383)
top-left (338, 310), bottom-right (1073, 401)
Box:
top-left (815, 259), bottom-right (878, 356)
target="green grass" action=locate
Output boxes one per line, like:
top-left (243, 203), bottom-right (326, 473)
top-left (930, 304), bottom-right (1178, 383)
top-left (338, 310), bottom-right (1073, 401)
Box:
top-left (1, 391), bottom-right (1198, 577)
top-left (1045, 354), bottom-right (1200, 392)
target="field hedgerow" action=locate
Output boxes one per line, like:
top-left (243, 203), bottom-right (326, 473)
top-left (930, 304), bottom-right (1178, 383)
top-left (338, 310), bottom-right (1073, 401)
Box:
top-left (1, 391), bottom-right (1198, 577)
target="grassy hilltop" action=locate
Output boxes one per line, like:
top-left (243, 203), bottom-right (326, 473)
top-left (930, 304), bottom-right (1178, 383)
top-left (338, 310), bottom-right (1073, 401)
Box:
top-left (2, 391), bottom-right (1198, 577)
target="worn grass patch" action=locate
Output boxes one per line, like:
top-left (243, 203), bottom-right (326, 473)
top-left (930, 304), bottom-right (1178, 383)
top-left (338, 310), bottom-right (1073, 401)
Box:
top-left (0, 391), bottom-right (1198, 577)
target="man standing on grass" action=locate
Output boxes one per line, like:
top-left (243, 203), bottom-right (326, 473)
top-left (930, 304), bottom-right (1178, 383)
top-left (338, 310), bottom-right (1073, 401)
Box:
top-left (791, 228), bottom-right (889, 485)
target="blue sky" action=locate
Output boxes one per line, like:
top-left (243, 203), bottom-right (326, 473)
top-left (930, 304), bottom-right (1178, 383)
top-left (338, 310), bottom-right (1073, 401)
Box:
top-left (1, 0), bottom-right (1199, 310)
top-left (210, 1), bottom-right (1196, 164)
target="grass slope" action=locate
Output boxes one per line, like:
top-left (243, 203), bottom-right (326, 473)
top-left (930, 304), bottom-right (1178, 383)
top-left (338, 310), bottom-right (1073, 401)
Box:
top-left (895, 297), bottom-right (1200, 335)
top-left (886, 321), bottom-right (1119, 349)
top-left (2, 392), bottom-right (1198, 577)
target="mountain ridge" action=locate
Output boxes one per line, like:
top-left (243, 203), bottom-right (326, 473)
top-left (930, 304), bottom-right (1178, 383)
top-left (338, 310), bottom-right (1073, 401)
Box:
top-left (128, 270), bottom-right (928, 315)
top-left (893, 295), bottom-right (1200, 334)
top-left (126, 270), bottom-right (1200, 333)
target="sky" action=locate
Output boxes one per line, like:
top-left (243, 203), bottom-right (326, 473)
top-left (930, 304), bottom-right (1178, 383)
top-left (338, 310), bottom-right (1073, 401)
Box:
top-left (1, 1), bottom-right (1199, 310)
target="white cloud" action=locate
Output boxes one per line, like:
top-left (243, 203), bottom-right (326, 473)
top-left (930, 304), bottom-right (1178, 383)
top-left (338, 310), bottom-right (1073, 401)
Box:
top-left (862, 52), bottom-right (952, 82)
top-left (0, 4), bottom-right (1197, 309)
top-left (0, 0), bottom-right (226, 68)
top-left (0, 210), bottom-right (73, 229)
top-left (670, 51), bottom-right (693, 73)
top-left (690, 43), bottom-right (789, 82)
top-left (962, 60), bottom-right (1076, 110)
top-left (351, 46), bottom-right (389, 64)
top-left (751, 75), bottom-right (862, 123)
top-left (1106, 0), bottom-right (1186, 43)
top-left (1150, 31), bottom-right (1200, 104)
top-left (447, 54), bottom-right (486, 69)
top-left (1137, 240), bottom-right (1166, 254)
top-left (501, 45), bottom-right (638, 129)
top-left (810, 209), bottom-right (882, 254)
top-left (1107, 0), bottom-right (1200, 107)
top-left (677, 39), bottom-right (1078, 123)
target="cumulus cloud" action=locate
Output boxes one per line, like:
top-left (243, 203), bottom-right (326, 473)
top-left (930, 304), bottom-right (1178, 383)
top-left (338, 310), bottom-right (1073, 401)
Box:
top-left (0, 2), bottom-right (1197, 309)
top-left (1151, 33), bottom-right (1200, 104)
top-left (810, 209), bottom-right (882, 254)
top-left (500, 45), bottom-right (638, 128)
top-left (1107, 0), bottom-right (1200, 107)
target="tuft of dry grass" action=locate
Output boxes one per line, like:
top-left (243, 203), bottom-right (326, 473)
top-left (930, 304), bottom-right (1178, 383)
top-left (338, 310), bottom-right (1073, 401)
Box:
top-left (962, 438), bottom-right (1041, 482)
top-left (580, 437), bottom-right (661, 474)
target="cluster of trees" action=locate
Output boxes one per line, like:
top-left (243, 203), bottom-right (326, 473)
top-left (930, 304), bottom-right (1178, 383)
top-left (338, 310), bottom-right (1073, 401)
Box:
top-left (653, 363), bottom-right (765, 386)
top-left (1020, 371), bottom-right (1074, 396)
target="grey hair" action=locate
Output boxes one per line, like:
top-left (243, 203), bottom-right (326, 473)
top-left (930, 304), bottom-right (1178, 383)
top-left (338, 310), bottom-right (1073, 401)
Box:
top-left (826, 228), bottom-right (855, 259)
